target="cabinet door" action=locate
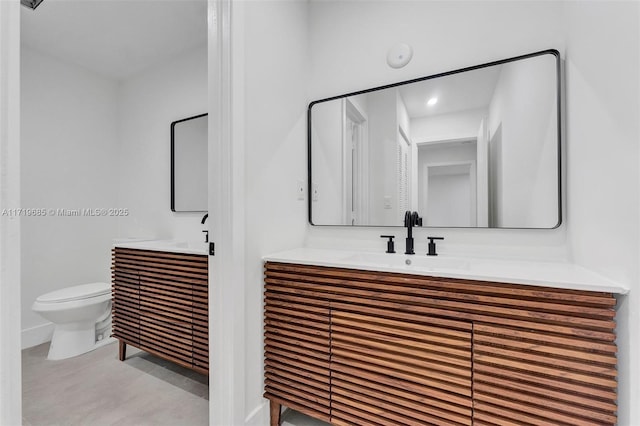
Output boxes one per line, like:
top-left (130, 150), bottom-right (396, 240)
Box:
top-left (472, 292), bottom-right (618, 426)
top-left (112, 248), bottom-right (140, 346)
top-left (264, 264), bottom-right (331, 423)
top-left (136, 250), bottom-right (208, 374)
top-left (330, 308), bottom-right (473, 426)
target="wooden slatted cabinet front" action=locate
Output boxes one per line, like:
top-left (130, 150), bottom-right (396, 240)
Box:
top-left (112, 247), bottom-right (209, 375)
top-left (264, 272), bottom-right (331, 423)
top-left (330, 310), bottom-right (472, 426)
top-left (263, 262), bottom-right (618, 426)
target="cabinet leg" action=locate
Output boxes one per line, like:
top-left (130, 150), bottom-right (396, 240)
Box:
top-left (118, 341), bottom-right (127, 361)
top-left (269, 401), bottom-right (281, 426)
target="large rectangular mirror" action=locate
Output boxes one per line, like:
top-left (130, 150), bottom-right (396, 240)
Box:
top-left (309, 50), bottom-right (561, 228)
top-left (171, 113), bottom-right (208, 212)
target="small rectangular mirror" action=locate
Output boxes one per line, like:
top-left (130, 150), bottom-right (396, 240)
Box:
top-left (309, 50), bottom-right (561, 228)
top-left (171, 113), bottom-right (208, 212)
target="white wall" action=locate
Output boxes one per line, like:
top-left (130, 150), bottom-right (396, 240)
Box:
top-left (20, 47), bottom-right (120, 343)
top-left (117, 45), bottom-right (208, 243)
top-left (563, 3), bottom-right (640, 424)
top-left (238, 1), bottom-right (309, 423)
top-left (0, 0), bottom-right (22, 422)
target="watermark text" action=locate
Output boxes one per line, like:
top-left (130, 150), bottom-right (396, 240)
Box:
top-left (1, 208), bottom-right (129, 217)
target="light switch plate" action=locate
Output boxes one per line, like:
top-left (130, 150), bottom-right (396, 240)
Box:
top-left (384, 195), bottom-right (392, 209)
top-left (297, 180), bottom-right (305, 200)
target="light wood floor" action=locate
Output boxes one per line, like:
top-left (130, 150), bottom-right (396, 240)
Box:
top-left (22, 340), bottom-right (334, 426)
top-left (22, 341), bottom-right (208, 426)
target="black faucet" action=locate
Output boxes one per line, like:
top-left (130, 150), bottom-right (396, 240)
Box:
top-left (403, 211), bottom-right (422, 255)
top-left (201, 214), bottom-right (208, 243)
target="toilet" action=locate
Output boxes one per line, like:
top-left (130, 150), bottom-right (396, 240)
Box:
top-left (32, 282), bottom-right (113, 360)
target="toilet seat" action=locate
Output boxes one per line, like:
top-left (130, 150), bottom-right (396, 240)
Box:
top-left (36, 282), bottom-right (110, 304)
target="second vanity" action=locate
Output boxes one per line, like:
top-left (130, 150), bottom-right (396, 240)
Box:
top-left (111, 240), bottom-right (208, 375)
top-left (263, 248), bottom-right (627, 426)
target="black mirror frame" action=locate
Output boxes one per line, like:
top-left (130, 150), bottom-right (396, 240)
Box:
top-left (170, 113), bottom-right (208, 213)
top-left (307, 49), bottom-right (562, 229)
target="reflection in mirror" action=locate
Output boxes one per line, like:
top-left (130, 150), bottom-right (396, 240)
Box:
top-left (171, 113), bottom-right (208, 212)
top-left (309, 50), bottom-right (561, 228)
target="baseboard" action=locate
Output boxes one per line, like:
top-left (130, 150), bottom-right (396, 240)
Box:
top-left (245, 400), bottom-right (269, 426)
top-left (21, 322), bottom-right (54, 349)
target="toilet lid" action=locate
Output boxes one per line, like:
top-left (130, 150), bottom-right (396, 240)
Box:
top-left (36, 282), bottom-right (111, 303)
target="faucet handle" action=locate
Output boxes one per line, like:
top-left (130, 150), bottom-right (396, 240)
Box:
top-left (427, 236), bottom-right (444, 256)
top-left (380, 235), bottom-right (396, 254)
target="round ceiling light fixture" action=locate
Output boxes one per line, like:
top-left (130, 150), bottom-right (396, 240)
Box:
top-left (386, 43), bottom-right (413, 69)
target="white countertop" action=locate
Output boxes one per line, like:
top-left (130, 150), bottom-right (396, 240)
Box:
top-left (263, 248), bottom-right (629, 294)
top-left (114, 239), bottom-right (207, 255)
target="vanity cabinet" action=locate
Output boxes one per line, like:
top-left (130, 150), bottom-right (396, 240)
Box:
top-left (112, 247), bottom-right (208, 375)
top-left (264, 262), bottom-right (617, 426)
top-left (264, 274), bottom-right (331, 422)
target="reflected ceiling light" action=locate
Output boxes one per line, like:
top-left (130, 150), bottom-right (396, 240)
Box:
top-left (427, 97), bottom-right (438, 106)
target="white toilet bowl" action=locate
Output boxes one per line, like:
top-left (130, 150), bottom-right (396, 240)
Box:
top-left (32, 282), bottom-right (113, 360)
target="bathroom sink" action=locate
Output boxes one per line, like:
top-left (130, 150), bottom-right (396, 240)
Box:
top-left (343, 252), bottom-right (470, 271)
top-left (153, 240), bottom-right (207, 254)
top-left (115, 239), bottom-right (207, 255)
top-left (171, 241), bottom-right (208, 250)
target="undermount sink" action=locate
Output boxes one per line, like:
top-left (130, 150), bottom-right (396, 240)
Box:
top-left (114, 239), bottom-right (207, 255)
top-left (147, 240), bottom-right (207, 254)
top-left (344, 252), bottom-right (470, 271)
top-left (170, 241), bottom-right (208, 250)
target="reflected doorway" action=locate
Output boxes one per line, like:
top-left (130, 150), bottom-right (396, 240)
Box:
top-left (425, 163), bottom-right (475, 226)
top-left (418, 139), bottom-right (479, 227)
top-left (342, 98), bottom-right (368, 225)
